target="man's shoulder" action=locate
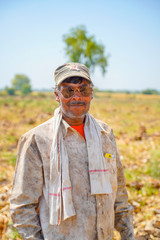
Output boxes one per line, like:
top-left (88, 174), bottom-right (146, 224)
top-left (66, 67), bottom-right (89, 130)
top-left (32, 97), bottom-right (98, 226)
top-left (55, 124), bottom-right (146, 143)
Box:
top-left (96, 118), bottom-right (113, 134)
top-left (95, 118), bottom-right (116, 144)
top-left (21, 117), bottom-right (54, 140)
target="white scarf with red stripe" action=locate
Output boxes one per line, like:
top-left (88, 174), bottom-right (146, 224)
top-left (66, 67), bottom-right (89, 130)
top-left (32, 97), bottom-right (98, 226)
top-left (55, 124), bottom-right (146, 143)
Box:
top-left (49, 107), bottom-right (112, 225)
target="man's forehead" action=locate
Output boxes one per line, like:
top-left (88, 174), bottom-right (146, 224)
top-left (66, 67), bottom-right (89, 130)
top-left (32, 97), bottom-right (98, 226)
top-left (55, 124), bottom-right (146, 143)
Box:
top-left (60, 78), bottom-right (90, 87)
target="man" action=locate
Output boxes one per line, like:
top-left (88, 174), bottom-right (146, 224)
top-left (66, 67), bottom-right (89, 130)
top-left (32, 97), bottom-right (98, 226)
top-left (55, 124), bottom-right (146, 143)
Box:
top-left (10, 62), bottom-right (135, 240)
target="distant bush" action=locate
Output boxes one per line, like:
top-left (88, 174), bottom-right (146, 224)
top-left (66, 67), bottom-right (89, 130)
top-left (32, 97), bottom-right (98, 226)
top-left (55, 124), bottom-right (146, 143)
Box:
top-left (36, 92), bottom-right (47, 98)
top-left (142, 89), bottom-right (159, 95)
top-left (124, 90), bottom-right (131, 94)
top-left (5, 87), bottom-right (15, 95)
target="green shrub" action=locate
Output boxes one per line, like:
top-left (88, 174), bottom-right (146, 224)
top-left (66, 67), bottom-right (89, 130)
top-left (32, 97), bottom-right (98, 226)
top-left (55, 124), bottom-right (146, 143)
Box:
top-left (5, 87), bottom-right (15, 95)
top-left (142, 89), bottom-right (159, 95)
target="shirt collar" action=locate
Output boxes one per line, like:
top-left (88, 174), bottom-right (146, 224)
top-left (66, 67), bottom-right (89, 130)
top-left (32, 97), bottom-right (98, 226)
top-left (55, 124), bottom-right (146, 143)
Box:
top-left (62, 117), bottom-right (106, 138)
top-left (62, 119), bottom-right (74, 137)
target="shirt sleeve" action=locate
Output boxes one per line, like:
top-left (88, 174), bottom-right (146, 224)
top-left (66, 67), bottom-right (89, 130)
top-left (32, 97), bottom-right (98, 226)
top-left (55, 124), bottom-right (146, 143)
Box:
top-left (10, 133), bottom-right (44, 240)
top-left (111, 131), bottom-right (135, 240)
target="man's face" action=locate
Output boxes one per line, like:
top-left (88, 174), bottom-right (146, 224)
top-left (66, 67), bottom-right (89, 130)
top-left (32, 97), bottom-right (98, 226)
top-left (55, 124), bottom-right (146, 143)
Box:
top-left (55, 79), bottom-right (93, 122)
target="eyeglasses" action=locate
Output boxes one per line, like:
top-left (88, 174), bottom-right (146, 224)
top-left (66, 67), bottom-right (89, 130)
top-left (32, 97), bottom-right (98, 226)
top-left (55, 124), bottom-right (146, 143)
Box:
top-left (59, 85), bottom-right (93, 99)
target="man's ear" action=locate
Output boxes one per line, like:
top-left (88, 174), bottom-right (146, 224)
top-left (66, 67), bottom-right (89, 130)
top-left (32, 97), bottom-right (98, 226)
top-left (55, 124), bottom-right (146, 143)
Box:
top-left (54, 90), bottom-right (60, 102)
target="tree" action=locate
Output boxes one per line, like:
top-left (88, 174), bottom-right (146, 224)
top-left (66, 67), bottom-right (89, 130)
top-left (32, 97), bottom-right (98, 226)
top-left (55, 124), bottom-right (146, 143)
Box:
top-left (63, 25), bottom-right (108, 74)
top-left (21, 83), bottom-right (32, 95)
top-left (12, 74), bottom-right (31, 91)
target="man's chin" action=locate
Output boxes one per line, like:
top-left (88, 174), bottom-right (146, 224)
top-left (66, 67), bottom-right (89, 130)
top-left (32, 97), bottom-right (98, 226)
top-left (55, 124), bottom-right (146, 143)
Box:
top-left (68, 113), bottom-right (86, 119)
top-left (63, 110), bottom-right (87, 120)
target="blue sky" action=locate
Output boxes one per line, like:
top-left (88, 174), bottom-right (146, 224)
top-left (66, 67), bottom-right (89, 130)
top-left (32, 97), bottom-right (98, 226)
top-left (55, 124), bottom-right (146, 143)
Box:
top-left (0, 0), bottom-right (160, 90)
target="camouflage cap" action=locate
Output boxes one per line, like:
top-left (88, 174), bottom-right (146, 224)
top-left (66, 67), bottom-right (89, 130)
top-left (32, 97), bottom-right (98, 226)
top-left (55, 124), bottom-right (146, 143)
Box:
top-left (54, 62), bottom-right (92, 85)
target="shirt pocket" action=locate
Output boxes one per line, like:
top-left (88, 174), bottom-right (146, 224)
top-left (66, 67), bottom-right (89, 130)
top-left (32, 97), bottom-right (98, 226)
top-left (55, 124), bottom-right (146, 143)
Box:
top-left (104, 152), bottom-right (117, 174)
top-left (104, 150), bottom-right (117, 195)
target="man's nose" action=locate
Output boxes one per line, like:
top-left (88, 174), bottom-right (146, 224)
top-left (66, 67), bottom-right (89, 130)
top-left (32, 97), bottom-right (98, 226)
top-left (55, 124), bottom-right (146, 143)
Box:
top-left (72, 89), bottom-right (81, 99)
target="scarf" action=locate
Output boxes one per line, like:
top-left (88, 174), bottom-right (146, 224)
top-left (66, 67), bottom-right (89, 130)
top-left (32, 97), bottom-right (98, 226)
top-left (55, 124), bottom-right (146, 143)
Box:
top-left (49, 107), bottom-right (112, 225)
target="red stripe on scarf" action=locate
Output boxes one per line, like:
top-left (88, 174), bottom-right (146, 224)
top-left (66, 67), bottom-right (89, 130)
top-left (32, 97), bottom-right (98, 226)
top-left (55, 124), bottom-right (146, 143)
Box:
top-left (89, 169), bottom-right (109, 173)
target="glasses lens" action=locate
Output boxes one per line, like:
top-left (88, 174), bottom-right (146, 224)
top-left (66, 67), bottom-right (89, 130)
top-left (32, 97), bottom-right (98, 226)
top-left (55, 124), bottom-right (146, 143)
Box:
top-left (61, 87), bottom-right (74, 98)
top-left (80, 86), bottom-right (93, 96)
top-left (61, 86), bottom-right (93, 98)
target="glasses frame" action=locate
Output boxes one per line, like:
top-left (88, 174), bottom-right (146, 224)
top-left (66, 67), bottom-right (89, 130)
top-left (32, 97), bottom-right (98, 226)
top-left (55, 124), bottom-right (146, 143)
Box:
top-left (58, 84), bottom-right (94, 99)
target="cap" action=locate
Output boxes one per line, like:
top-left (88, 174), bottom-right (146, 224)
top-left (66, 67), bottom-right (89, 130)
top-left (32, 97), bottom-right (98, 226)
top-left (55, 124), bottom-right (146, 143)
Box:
top-left (54, 62), bottom-right (92, 85)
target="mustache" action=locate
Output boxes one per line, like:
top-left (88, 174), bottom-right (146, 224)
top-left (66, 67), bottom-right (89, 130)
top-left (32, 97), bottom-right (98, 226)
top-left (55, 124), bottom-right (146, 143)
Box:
top-left (67, 101), bottom-right (86, 106)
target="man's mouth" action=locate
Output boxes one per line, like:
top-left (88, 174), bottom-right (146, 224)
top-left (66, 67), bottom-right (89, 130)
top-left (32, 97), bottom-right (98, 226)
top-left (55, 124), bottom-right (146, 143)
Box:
top-left (68, 101), bottom-right (86, 106)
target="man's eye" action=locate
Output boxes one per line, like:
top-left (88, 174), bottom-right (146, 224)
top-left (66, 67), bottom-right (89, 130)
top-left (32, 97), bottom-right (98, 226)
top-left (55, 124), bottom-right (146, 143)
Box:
top-left (79, 87), bottom-right (86, 92)
top-left (67, 87), bottom-right (74, 93)
top-left (80, 87), bottom-right (89, 93)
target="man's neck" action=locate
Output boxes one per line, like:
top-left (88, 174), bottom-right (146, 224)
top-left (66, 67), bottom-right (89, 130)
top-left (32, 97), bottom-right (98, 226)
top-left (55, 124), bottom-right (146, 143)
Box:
top-left (62, 114), bottom-right (85, 126)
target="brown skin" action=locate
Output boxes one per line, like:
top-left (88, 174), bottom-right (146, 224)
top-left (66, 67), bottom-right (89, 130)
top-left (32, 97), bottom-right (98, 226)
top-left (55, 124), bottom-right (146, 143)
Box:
top-left (54, 79), bottom-right (93, 126)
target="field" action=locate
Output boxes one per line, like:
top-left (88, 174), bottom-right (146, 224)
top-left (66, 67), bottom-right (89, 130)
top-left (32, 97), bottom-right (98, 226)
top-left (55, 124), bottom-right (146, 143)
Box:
top-left (0, 92), bottom-right (160, 239)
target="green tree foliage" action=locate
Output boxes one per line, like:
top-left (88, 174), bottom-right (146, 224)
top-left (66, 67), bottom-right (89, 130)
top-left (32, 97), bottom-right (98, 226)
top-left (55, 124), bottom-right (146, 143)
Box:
top-left (21, 83), bottom-right (32, 95)
top-left (142, 89), bottom-right (159, 95)
top-left (12, 74), bottom-right (31, 91)
top-left (63, 25), bottom-right (108, 74)
top-left (8, 74), bottom-right (32, 95)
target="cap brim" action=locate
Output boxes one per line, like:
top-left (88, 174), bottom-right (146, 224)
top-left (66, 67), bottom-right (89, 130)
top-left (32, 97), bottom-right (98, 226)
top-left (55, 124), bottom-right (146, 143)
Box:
top-left (57, 71), bottom-right (92, 85)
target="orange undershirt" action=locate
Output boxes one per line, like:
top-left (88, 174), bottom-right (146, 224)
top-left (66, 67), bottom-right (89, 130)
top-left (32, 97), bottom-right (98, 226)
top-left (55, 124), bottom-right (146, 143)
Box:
top-left (71, 123), bottom-right (85, 140)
